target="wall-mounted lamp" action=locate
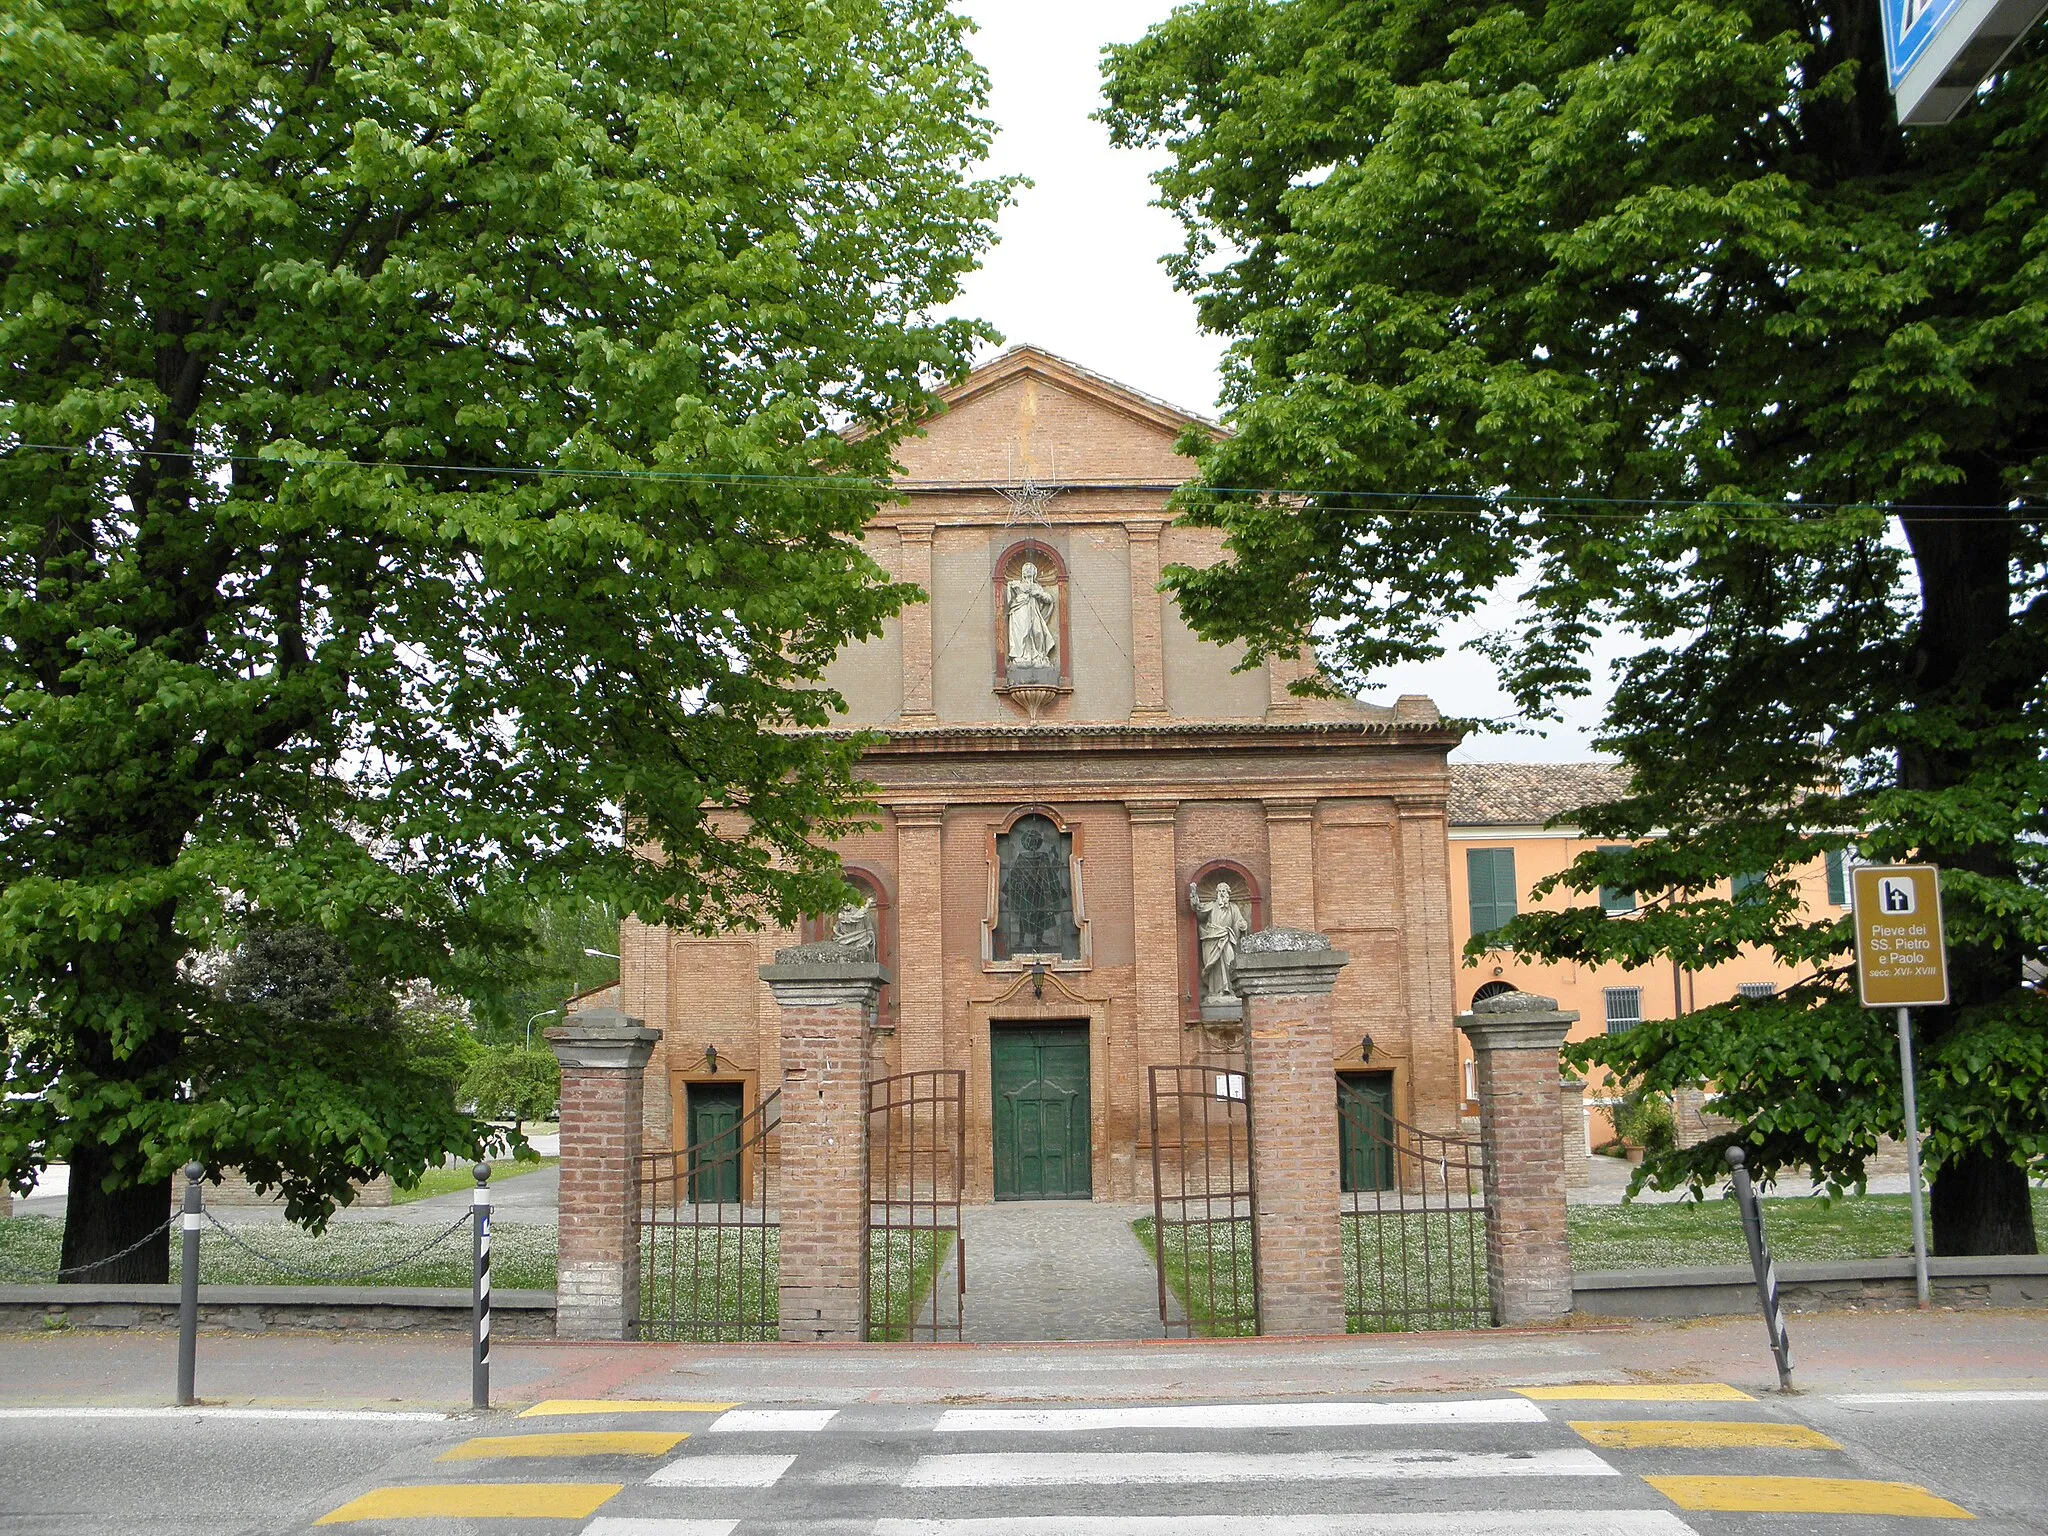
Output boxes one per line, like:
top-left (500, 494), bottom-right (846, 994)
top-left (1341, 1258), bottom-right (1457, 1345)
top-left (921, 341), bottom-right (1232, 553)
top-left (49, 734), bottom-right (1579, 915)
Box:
top-left (702, 1043), bottom-right (719, 1075)
top-left (1029, 959), bottom-right (1047, 1000)
top-left (1359, 1033), bottom-right (1376, 1062)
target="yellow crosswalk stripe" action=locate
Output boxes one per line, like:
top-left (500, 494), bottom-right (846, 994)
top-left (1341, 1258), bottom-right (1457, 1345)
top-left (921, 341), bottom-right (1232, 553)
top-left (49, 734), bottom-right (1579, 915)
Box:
top-left (1647, 1474), bottom-right (1974, 1517)
top-left (521, 1399), bottom-right (738, 1417)
top-left (438, 1430), bottom-right (689, 1461)
top-left (1571, 1419), bottom-right (1841, 1450)
top-left (315, 1483), bottom-right (622, 1522)
top-left (1516, 1383), bottom-right (1755, 1402)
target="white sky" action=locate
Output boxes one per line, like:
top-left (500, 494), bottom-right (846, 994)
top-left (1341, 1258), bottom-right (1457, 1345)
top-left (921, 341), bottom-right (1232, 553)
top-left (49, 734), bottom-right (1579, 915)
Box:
top-left (945, 0), bottom-right (1619, 763)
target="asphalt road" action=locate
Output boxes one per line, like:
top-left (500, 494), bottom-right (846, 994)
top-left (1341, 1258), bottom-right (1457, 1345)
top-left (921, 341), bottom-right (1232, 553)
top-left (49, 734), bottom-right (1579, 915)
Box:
top-left (4, 1387), bottom-right (2044, 1535)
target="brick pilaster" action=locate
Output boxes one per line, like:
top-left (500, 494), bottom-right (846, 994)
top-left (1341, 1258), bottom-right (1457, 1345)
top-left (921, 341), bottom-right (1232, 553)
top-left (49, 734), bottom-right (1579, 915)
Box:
top-left (1397, 793), bottom-right (1461, 1137)
top-left (898, 523), bottom-right (936, 720)
top-left (1127, 521), bottom-right (1168, 717)
top-left (1266, 647), bottom-right (1312, 716)
top-left (1235, 928), bottom-right (1351, 1337)
top-left (761, 945), bottom-right (887, 1343)
top-left (1128, 800), bottom-right (1181, 1191)
top-left (893, 803), bottom-right (945, 1075)
top-left (1458, 994), bottom-right (1579, 1325)
top-left (1263, 798), bottom-right (1318, 931)
top-left (547, 1008), bottom-right (662, 1340)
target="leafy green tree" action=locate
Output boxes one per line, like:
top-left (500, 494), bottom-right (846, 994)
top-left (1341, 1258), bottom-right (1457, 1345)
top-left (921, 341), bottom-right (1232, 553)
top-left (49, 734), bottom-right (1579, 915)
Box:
top-left (457, 893), bottom-right (622, 1047)
top-left (2, 0), bottom-right (1009, 1278)
top-left (461, 1045), bottom-right (562, 1128)
top-left (1103, 0), bottom-right (2047, 1251)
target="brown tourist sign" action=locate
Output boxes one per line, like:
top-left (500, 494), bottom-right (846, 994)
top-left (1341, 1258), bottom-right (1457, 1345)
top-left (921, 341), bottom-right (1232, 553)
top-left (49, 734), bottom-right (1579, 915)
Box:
top-left (1851, 864), bottom-right (1950, 1008)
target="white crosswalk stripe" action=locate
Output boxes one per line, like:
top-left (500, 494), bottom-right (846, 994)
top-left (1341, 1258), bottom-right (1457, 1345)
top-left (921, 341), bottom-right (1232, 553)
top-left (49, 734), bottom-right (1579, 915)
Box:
top-left (706, 1408), bottom-right (839, 1433)
top-left (874, 1518), bottom-right (1694, 1536)
top-left (645, 1453), bottom-right (797, 1488)
top-left (933, 1400), bottom-right (1546, 1432)
top-left (900, 1447), bottom-right (1618, 1487)
top-left (584, 1521), bottom-right (741, 1536)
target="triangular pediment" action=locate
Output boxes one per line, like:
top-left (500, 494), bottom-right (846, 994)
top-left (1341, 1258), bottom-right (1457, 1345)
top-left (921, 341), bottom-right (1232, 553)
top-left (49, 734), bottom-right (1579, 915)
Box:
top-left (890, 346), bottom-right (1222, 487)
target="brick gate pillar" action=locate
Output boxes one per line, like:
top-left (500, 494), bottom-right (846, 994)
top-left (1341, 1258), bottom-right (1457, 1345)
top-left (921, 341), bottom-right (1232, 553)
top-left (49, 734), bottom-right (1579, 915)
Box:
top-left (1234, 927), bottom-right (1350, 1337)
top-left (760, 942), bottom-right (888, 1343)
top-left (1457, 991), bottom-right (1579, 1325)
top-left (547, 1007), bottom-right (662, 1340)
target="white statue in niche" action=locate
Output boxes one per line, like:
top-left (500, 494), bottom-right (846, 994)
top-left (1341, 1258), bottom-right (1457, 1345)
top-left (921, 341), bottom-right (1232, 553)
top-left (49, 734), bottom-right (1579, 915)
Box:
top-left (1190, 879), bottom-right (1251, 1003)
top-left (1005, 561), bottom-right (1059, 672)
top-left (831, 894), bottom-right (877, 958)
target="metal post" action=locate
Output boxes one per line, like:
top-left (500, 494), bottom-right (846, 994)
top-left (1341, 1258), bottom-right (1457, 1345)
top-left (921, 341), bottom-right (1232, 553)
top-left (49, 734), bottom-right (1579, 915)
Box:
top-left (176, 1163), bottom-right (202, 1407)
top-left (1897, 1006), bottom-right (1932, 1308)
top-left (1725, 1146), bottom-right (1796, 1392)
top-left (471, 1163), bottom-right (491, 1411)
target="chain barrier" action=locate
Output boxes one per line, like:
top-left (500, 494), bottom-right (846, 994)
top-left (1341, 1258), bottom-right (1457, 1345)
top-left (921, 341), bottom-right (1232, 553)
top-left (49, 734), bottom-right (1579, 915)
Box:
top-left (196, 1209), bottom-right (476, 1285)
top-left (0, 1214), bottom-right (180, 1284)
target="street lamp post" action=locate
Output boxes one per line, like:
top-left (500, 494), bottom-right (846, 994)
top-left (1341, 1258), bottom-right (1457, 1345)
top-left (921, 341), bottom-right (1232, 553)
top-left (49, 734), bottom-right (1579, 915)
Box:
top-left (525, 1008), bottom-right (558, 1051)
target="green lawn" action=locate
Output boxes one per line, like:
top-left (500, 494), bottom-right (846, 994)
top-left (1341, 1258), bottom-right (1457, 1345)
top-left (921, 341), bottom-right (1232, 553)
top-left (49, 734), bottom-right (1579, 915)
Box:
top-left (1139, 1190), bottom-right (2048, 1336)
top-left (0, 1215), bottom-right (555, 1289)
top-left (1567, 1188), bottom-right (2048, 1270)
top-left (392, 1155), bottom-right (557, 1205)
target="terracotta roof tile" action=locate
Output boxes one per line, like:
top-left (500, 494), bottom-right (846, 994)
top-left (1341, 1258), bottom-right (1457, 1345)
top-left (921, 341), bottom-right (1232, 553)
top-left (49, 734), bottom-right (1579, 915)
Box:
top-left (1449, 762), bottom-right (1631, 827)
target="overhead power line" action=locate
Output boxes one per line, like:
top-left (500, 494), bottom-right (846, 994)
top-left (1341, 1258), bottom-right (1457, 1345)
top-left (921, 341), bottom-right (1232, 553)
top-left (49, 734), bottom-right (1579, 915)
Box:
top-left (3, 441), bottom-right (2039, 523)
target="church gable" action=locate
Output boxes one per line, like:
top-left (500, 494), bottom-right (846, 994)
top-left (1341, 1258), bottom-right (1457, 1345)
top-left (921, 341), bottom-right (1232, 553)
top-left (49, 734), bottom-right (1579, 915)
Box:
top-left (891, 347), bottom-right (1212, 487)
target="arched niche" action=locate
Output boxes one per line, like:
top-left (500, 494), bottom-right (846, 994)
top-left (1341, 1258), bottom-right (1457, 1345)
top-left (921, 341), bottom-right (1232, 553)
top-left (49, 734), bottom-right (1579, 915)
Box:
top-left (982, 804), bottom-right (1090, 968)
top-left (991, 538), bottom-right (1072, 691)
top-left (1185, 858), bottom-right (1262, 1022)
top-left (801, 865), bottom-right (895, 1029)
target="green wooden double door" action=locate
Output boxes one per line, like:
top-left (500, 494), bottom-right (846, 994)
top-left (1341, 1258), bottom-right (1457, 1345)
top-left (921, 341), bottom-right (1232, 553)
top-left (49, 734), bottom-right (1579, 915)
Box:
top-left (686, 1081), bottom-right (744, 1203)
top-left (991, 1024), bottom-right (1091, 1200)
top-left (1338, 1071), bottom-right (1396, 1193)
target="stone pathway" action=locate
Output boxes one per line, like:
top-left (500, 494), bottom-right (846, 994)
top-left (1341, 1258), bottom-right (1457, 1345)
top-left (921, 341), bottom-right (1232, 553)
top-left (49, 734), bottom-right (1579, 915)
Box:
top-left (954, 1200), bottom-right (1179, 1343)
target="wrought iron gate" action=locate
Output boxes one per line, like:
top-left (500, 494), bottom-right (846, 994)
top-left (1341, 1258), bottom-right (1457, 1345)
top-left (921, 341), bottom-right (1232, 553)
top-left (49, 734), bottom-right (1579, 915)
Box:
top-left (1339, 1094), bottom-right (1489, 1331)
top-left (1147, 1058), bottom-right (1258, 1337)
top-left (636, 1088), bottom-right (779, 1341)
top-left (865, 1068), bottom-right (965, 1341)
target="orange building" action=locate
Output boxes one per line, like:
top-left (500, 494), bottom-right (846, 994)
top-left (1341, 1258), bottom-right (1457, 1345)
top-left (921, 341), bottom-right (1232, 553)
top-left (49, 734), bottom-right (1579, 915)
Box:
top-left (1447, 763), bottom-right (1850, 1148)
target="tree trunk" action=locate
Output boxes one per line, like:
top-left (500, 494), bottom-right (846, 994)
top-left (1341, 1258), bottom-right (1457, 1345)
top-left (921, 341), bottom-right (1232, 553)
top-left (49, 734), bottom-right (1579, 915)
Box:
top-left (58, 1143), bottom-right (173, 1284)
top-left (1900, 475), bottom-right (2034, 1255)
top-left (1931, 1145), bottom-right (2038, 1257)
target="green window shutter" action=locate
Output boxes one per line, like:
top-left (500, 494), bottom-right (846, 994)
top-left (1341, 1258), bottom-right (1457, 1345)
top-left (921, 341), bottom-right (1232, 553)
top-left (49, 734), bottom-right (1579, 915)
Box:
top-left (1732, 871), bottom-right (1768, 903)
top-left (1825, 848), bottom-right (1848, 907)
top-left (1598, 844), bottom-right (1636, 914)
top-left (1467, 848), bottom-right (1517, 938)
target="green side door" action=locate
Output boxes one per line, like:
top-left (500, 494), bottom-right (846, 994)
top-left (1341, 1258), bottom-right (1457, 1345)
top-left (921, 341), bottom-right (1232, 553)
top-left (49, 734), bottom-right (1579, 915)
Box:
top-left (991, 1025), bottom-right (1091, 1200)
top-left (686, 1081), bottom-right (744, 1204)
top-left (1338, 1072), bottom-right (1396, 1193)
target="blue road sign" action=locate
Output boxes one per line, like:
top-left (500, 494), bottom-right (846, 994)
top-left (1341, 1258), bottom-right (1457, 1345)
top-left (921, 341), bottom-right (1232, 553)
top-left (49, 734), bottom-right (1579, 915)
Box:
top-left (1882, 0), bottom-right (2048, 124)
top-left (1884, 0), bottom-right (1968, 89)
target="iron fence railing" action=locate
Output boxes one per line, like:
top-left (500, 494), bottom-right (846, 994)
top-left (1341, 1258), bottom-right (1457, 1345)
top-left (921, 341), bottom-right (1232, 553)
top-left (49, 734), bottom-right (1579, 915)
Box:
top-left (636, 1088), bottom-right (780, 1341)
top-left (1147, 1057), bottom-right (1257, 1338)
top-left (1340, 1098), bottom-right (1490, 1332)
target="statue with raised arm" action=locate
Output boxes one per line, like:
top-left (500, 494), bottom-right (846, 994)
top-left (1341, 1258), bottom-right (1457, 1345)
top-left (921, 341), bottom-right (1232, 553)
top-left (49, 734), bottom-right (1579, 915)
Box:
top-left (1190, 879), bottom-right (1251, 1003)
top-left (1005, 561), bottom-right (1059, 671)
top-left (831, 894), bottom-right (877, 959)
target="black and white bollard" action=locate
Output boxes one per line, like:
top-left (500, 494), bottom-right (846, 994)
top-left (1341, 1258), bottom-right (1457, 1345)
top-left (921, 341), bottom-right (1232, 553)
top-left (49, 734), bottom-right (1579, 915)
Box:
top-left (177, 1163), bottom-right (203, 1407)
top-left (471, 1162), bottom-right (491, 1411)
top-left (1726, 1145), bottom-right (1796, 1392)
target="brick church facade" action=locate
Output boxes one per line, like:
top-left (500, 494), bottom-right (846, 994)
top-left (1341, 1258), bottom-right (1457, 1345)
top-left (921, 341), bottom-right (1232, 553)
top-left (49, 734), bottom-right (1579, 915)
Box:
top-left (616, 347), bottom-right (1467, 1201)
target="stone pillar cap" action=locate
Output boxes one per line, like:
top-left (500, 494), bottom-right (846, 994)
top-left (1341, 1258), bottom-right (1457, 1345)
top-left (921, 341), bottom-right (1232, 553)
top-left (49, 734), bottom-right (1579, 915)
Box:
top-left (1457, 988), bottom-right (1578, 1048)
top-left (1233, 927), bottom-right (1350, 998)
top-left (545, 1008), bottom-right (661, 1069)
top-left (759, 939), bottom-right (890, 987)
